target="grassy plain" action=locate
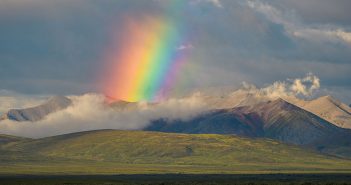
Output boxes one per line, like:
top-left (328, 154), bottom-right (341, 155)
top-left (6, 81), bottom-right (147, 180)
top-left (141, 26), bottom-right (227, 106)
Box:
top-left (1, 130), bottom-right (351, 175)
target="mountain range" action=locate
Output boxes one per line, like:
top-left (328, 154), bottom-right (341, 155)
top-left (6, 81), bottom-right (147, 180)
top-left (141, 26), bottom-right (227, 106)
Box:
top-left (145, 98), bottom-right (351, 158)
top-left (184, 88), bottom-right (351, 129)
top-left (0, 88), bottom-right (351, 159)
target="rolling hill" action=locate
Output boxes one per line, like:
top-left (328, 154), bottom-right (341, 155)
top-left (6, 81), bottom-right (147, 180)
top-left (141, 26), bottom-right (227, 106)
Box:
top-left (1, 130), bottom-right (351, 174)
top-left (0, 134), bottom-right (27, 145)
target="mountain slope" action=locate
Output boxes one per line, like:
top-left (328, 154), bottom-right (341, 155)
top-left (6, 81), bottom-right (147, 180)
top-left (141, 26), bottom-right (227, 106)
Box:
top-left (0, 96), bottom-right (72, 122)
top-left (188, 88), bottom-right (351, 129)
top-left (146, 110), bottom-right (264, 137)
top-left (233, 99), bottom-right (345, 145)
top-left (145, 99), bottom-right (351, 157)
top-left (0, 134), bottom-right (28, 145)
top-left (1, 130), bottom-right (351, 174)
top-left (293, 96), bottom-right (351, 129)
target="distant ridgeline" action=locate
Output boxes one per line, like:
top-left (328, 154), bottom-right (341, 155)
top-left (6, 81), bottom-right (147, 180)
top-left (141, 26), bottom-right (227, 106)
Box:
top-left (0, 96), bottom-right (72, 122)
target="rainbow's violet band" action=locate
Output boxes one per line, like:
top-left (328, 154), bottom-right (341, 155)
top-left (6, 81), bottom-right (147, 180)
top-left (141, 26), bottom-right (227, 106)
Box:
top-left (102, 15), bottom-right (187, 102)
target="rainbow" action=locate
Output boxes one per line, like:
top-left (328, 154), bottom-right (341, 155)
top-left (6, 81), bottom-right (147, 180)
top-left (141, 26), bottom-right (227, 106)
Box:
top-left (102, 15), bottom-right (187, 102)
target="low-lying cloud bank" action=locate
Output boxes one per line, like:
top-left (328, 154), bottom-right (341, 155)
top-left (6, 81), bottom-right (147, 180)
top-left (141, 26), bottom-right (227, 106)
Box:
top-left (0, 93), bottom-right (208, 138)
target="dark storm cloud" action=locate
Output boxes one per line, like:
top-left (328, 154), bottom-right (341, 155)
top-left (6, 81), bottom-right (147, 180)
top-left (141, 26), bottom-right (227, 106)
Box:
top-left (0, 0), bottom-right (350, 102)
top-left (265, 0), bottom-right (351, 26)
top-left (0, 0), bottom-right (163, 94)
top-left (0, 1), bottom-right (108, 93)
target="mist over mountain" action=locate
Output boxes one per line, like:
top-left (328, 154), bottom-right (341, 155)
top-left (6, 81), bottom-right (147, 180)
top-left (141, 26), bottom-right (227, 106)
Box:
top-left (0, 93), bottom-right (209, 138)
top-left (1, 96), bottom-right (72, 122)
top-left (145, 98), bottom-right (347, 144)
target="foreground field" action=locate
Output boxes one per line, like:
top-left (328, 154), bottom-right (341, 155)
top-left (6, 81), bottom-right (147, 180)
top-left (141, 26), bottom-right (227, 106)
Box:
top-left (1, 130), bottom-right (351, 175)
top-left (1, 174), bottom-right (351, 185)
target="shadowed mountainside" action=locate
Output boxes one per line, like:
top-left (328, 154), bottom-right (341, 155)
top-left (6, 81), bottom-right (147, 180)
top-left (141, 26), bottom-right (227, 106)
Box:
top-left (145, 99), bottom-right (351, 157)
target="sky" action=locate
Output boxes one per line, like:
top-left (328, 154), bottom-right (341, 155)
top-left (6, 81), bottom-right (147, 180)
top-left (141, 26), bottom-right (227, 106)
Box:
top-left (0, 0), bottom-right (350, 103)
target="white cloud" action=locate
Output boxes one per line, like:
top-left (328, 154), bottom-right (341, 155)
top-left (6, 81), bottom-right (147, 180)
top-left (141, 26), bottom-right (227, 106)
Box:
top-left (207, 0), bottom-right (222, 8)
top-left (293, 28), bottom-right (351, 44)
top-left (247, 0), bottom-right (293, 26)
top-left (0, 93), bottom-right (208, 138)
top-left (260, 73), bottom-right (320, 98)
top-left (0, 90), bottom-right (47, 114)
top-left (247, 0), bottom-right (351, 45)
top-left (290, 73), bottom-right (320, 96)
top-left (335, 29), bottom-right (351, 43)
top-left (177, 43), bottom-right (194, 50)
top-left (190, 0), bottom-right (223, 8)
